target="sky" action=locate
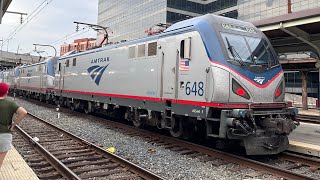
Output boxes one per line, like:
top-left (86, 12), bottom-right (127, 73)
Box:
top-left (0, 0), bottom-right (98, 56)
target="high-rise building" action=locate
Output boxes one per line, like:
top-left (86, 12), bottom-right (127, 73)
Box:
top-left (98, 0), bottom-right (320, 42)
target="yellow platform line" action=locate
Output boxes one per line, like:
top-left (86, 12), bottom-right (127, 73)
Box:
top-left (0, 146), bottom-right (39, 180)
top-left (289, 140), bottom-right (320, 157)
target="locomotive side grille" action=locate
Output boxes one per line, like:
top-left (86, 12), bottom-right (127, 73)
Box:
top-left (148, 42), bottom-right (157, 56)
top-left (129, 46), bottom-right (136, 59)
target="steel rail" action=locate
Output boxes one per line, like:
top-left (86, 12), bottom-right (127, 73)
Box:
top-left (15, 125), bottom-right (81, 180)
top-left (26, 113), bottom-right (164, 180)
top-left (14, 97), bottom-right (317, 179)
top-left (280, 152), bottom-right (320, 168)
top-left (85, 111), bottom-right (318, 180)
top-left (161, 138), bottom-right (317, 180)
top-left (297, 114), bottom-right (320, 124)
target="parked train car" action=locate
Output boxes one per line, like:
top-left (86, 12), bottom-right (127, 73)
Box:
top-left (15, 57), bottom-right (58, 101)
top-left (1, 68), bottom-right (16, 92)
top-left (13, 14), bottom-right (299, 155)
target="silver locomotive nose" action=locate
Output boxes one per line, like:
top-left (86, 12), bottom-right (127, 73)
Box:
top-left (222, 108), bottom-right (299, 155)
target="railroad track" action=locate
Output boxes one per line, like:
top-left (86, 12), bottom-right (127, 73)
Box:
top-left (12, 113), bottom-right (163, 180)
top-left (86, 119), bottom-right (320, 180)
top-left (297, 114), bottom-right (320, 124)
top-left (43, 111), bottom-right (319, 179)
top-left (279, 152), bottom-right (320, 173)
top-left (13, 97), bottom-right (320, 179)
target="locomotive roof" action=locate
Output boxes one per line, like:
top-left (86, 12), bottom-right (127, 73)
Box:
top-left (59, 14), bottom-right (258, 60)
top-left (19, 56), bottom-right (59, 68)
top-left (165, 14), bottom-right (255, 32)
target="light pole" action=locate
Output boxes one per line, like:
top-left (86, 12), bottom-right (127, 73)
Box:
top-left (33, 43), bottom-right (57, 57)
top-left (0, 39), bottom-right (3, 60)
top-left (7, 38), bottom-right (13, 52)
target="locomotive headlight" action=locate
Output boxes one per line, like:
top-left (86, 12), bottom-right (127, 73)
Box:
top-left (275, 89), bottom-right (281, 97)
top-left (274, 81), bottom-right (284, 99)
top-left (232, 79), bottom-right (250, 100)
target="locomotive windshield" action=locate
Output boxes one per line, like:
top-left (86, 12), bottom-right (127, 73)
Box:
top-left (221, 32), bottom-right (279, 68)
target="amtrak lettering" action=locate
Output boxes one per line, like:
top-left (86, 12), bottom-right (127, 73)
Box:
top-left (91, 57), bottom-right (110, 64)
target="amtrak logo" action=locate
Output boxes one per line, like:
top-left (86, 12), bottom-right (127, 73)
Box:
top-left (87, 64), bottom-right (109, 85)
top-left (254, 77), bottom-right (265, 85)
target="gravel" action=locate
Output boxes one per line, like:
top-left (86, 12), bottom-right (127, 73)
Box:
top-left (11, 97), bottom-right (269, 180)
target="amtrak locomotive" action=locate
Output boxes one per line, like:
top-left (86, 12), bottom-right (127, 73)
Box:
top-left (5, 14), bottom-right (299, 155)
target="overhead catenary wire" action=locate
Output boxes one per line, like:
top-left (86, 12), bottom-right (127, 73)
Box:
top-left (1, 0), bottom-right (94, 55)
top-left (1, 0), bottom-right (54, 48)
top-left (33, 27), bottom-right (91, 56)
top-left (50, 26), bottom-right (91, 46)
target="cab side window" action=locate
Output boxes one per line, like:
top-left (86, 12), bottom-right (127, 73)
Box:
top-left (66, 60), bottom-right (70, 67)
top-left (73, 58), bottom-right (76, 66)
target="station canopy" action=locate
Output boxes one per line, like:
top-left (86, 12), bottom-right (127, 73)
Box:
top-left (253, 7), bottom-right (320, 71)
top-left (0, 0), bottom-right (12, 24)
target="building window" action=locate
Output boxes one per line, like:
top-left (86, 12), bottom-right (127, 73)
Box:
top-left (138, 44), bottom-right (145, 57)
top-left (167, 11), bottom-right (194, 24)
top-left (73, 58), bottom-right (76, 66)
top-left (148, 42), bottom-right (157, 56)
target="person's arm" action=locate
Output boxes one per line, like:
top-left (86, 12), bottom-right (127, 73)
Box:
top-left (10, 107), bottom-right (28, 130)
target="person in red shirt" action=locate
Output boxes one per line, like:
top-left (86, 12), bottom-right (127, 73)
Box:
top-left (0, 83), bottom-right (27, 169)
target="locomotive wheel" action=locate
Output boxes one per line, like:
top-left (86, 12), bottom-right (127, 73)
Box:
top-left (70, 104), bottom-right (76, 111)
top-left (132, 109), bottom-right (143, 128)
top-left (83, 101), bottom-right (89, 114)
top-left (170, 117), bottom-right (183, 138)
top-left (38, 95), bottom-right (43, 102)
top-left (132, 118), bottom-right (142, 128)
top-left (84, 104), bottom-right (93, 114)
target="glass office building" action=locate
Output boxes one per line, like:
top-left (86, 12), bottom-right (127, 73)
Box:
top-left (98, 0), bottom-right (167, 42)
top-left (98, 0), bottom-right (320, 42)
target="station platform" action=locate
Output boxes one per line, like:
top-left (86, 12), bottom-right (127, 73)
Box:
top-left (288, 122), bottom-right (320, 157)
top-left (0, 146), bottom-right (38, 180)
top-left (298, 108), bottom-right (320, 116)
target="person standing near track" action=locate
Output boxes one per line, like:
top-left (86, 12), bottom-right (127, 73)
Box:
top-left (0, 82), bottom-right (27, 169)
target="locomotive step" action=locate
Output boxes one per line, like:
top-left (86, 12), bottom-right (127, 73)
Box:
top-left (206, 118), bottom-right (220, 122)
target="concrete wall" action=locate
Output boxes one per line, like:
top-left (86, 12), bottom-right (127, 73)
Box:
top-left (0, 50), bottom-right (43, 67)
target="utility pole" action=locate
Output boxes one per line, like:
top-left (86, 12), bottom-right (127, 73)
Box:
top-left (74, 21), bottom-right (110, 47)
top-left (7, 38), bottom-right (12, 52)
top-left (5, 11), bottom-right (27, 24)
top-left (16, 45), bottom-right (19, 54)
top-left (0, 38), bottom-right (3, 59)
